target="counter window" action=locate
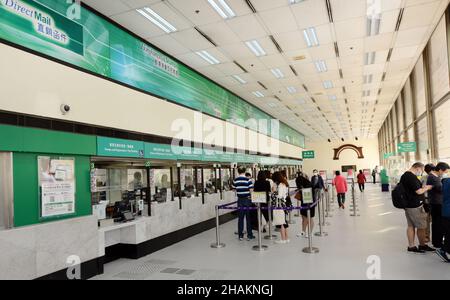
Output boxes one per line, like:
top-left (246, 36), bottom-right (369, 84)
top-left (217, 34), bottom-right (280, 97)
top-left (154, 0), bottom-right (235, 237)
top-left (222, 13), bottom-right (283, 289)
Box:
top-left (204, 168), bottom-right (218, 194)
top-left (175, 167), bottom-right (196, 198)
top-left (151, 168), bottom-right (172, 203)
top-left (221, 168), bottom-right (232, 191)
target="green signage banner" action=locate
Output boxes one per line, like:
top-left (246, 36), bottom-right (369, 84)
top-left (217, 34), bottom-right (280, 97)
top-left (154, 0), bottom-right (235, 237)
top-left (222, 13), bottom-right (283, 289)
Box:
top-left (97, 137), bottom-right (144, 158)
top-left (302, 151), bottom-right (315, 159)
top-left (0, 0), bottom-right (305, 148)
top-left (384, 152), bottom-right (395, 159)
top-left (397, 142), bottom-right (417, 153)
top-left (97, 137), bottom-right (302, 165)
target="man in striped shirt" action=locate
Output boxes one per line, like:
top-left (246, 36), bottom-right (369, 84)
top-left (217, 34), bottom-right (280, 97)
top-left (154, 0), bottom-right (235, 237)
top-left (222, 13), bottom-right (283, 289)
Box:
top-left (233, 167), bottom-right (255, 241)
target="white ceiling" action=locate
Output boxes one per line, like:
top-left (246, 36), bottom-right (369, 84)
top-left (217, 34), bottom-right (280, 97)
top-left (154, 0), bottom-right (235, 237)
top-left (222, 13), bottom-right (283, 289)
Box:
top-left (82, 0), bottom-right (450, 143)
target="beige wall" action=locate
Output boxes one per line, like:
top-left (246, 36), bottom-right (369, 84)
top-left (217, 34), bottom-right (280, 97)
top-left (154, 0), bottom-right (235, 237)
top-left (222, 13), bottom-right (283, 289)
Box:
top-left (0, 44), bottom-right (303, 158)
top-left (302, 139), bottom-right (380, 178)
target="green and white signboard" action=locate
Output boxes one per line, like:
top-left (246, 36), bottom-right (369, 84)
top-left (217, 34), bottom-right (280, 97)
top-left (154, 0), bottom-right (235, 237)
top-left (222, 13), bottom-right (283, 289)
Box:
top-left (97, 137), bottom-right (144, 158)
top-left (384, 152), bottom-right (395, 159)
top-left (302, 150), bottom-right (315, 159)
top-left (0, 0), bottom-right (305, 148)
top-left (397, 142), bottom-right (417, 153)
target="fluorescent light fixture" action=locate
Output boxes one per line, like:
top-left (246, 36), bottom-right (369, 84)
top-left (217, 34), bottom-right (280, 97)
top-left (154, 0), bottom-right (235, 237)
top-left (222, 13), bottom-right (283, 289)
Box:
top-left (329, 95), bottom-right (337, 101)
top-left (303, 27), bottom-right (319, 47)
top-left (363, 74), bottom-right (373, 84)
top-left (271, 68), bottom-right (285, 79)
top-left (297, 98), bottom-right (306, 104)
top-left (367, 15), bottom-right (381, 36)
top-left (268, 102), bottom-right (278, 107)
top-left (287, 86), bottom-right (297, 94)
top-left (323, 80), bottom-right (333, 89)
top-left (196, 50), bottom-right (220, 65)
top-left (252, 91), bottom-right (265, 98)
top-left (364, 52), bottom-right (376, 65)
top-left (362, 90), bottom-right (371, 97)
top-left (290, 0), bottom-right (304, 4)
top-left (314, 60), bottom-right (327, 73)
top-left (245, 40), bottom-right (266, 57)
top-left (136, 7), bottom-right (177, 33)
top-left (232, 75), bottom-right (247, 84)
top-left (207, 0), bottom-right (236, 19)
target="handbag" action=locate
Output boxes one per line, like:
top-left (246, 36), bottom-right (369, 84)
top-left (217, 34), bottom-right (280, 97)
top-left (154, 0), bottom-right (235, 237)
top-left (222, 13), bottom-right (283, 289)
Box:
top-left (272, 198), bottom-right (286, 226)
top-left (294, 190), bottom-right (302, 201)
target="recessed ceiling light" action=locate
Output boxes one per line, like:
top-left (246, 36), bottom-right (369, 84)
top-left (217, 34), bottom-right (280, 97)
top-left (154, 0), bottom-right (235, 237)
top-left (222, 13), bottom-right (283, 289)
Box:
top-left (323, 80), bottom-right (333, 89)
top-left (289, 0), bottom-right (305, 4)
top-left (287, 86), bottom-right (297, 94)
top-left (364, 52), bottom-right (376, 65)
top-left (303, 27), bottom-right (319, 47)
top-left (271, 68), bottom-right (285, 79)
top-left (136, 7), bottom-right (177, 33)
top-left (196, 50), bottom-right (220, 65)
top-left (232, 75), bottom-right (246, 84)
top-left (268, 102), bottom-right (278, 107)
top-left (367, 15), bottom-right (381, 36)
top-left (314, 60), bottom-right (327, 73)
top-left (363, 74), bottom-right (373, 84)
top-left (245, 40), bottom-right (266, 57)
top-left (207, 0), bottom-right (236, 19)
top-left (329, 95), bottom-right (337, 101)
top-left (252, 91), bottom-right (265, 98)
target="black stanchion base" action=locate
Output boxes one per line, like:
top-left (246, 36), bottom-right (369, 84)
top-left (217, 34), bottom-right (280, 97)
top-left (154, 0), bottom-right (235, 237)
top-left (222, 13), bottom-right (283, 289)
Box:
top-left (210, 243), bottom-right (226, 248)
top-left (252, 245), bottom-right (269, 251)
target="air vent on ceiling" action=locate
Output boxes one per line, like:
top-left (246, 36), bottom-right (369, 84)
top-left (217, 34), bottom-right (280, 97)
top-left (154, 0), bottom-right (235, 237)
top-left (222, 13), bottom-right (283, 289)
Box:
top-left (395, 8), bottom-right (404, 31)
top-left (245, 0), bottom-right (257, 13)
top-left (258, 81), bottom-right (268, 90)
top-left (194, 27), bottom-right (217, 47)
top-left (269, 35), bottom-right (283, 53)
top-left (381, 72), bottom-right (386, 81)
top-left (339, 69), bottom-right (343, 79)
top-left (342, 87), bottom-right (346, 93)
top-left (311, 97), bottom-right (316, 103)
top-left (274, 95), bottom-right (282, 102)
top-left (234, 61), bottom-right (248, 73)
top-left (302, 84), bottom-right (309, 92)
top-left (290, 65), bottom-right (298, 76)
top-left (325, 0), bottom-right (333, 23)
top-left (386, 48), bottom-right (393, 62)
top-left (334, 42), bottom-right (340, 57)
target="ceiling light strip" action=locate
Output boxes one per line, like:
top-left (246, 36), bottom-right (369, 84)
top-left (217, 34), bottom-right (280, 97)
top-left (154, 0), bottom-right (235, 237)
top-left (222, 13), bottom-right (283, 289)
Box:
top-left (137, 8), bottom-right (177, 33)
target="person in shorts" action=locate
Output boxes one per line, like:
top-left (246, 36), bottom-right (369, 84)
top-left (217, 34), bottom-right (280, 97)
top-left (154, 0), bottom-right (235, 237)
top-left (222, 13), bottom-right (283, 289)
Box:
top-left (399, 162), bottom-right (434, 254)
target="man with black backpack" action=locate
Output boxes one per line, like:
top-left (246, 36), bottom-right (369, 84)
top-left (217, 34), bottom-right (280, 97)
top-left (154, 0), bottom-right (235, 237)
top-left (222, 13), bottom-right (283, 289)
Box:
top-left (398, 162), bottom-right (434, 253)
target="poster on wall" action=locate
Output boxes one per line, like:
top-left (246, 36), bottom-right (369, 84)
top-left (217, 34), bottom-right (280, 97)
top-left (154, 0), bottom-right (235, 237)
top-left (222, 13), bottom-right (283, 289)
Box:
top-left (38, 156), bottom-right (76, 218)
top-left (363, 169), bottom-right (371, 181)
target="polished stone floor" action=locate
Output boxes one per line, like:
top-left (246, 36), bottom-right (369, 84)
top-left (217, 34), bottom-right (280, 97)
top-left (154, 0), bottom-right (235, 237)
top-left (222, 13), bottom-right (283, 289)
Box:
top-left (93, 184), bottom-right (450, 280)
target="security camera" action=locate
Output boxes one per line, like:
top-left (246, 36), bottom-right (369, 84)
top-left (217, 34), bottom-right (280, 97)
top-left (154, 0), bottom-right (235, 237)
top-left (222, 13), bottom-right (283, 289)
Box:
top-left (60, 104), bottom-right (71, 115)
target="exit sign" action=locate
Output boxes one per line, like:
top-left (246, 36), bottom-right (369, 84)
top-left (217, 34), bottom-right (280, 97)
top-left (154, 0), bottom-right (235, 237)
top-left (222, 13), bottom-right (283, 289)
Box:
top-left (302, 150), bottom-right (315, 159)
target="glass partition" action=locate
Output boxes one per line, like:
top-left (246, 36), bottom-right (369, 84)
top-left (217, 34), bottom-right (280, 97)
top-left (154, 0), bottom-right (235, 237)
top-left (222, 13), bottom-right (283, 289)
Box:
top-left (221, 168), bottom-right (232, 191)
top-left (203, 168), bottom-right (218, 194)
top-left (151, 168), bottom-right (172, 203)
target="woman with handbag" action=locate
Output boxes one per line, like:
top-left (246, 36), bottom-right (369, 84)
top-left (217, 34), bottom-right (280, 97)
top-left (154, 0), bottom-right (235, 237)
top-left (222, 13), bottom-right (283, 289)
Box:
top-left (272, 172), bottom-right (290, 244)
top-left (295, 172), bottom-right (314, 238)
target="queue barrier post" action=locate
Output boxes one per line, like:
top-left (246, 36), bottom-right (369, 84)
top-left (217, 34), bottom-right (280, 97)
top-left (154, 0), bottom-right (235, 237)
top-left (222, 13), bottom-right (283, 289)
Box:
top-left (314, 191), bottom-right (328, 237)
top-left (303, 204), bottom-right (320, 254)
top-left (350, 180), bottom-right (360, 217)
top-left (211, 205), bottom-right (226, 248)
top-left (252, 203), bottom-right (268, 251)
top-left (264, 199), bottom-right (277, 240)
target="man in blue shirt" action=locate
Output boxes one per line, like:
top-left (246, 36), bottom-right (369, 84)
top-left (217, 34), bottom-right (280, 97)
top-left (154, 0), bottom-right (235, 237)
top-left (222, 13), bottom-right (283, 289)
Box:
top-left (233, 167), bottom-right (254, 241)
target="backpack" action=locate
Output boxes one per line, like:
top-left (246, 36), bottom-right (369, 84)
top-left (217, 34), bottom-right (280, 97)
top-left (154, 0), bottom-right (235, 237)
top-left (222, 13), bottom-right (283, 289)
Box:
top-left (392, 182), bottom-right (409, 209)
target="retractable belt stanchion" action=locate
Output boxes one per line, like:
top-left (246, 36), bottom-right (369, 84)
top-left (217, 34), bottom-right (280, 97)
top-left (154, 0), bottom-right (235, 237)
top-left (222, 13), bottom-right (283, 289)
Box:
top-left (252, 203), bottom-right (268, 251)
top-left (264, 198), bottom-right (277, 240)
top-left (315, 191), bottom-right (328, 237)
top-left (303, 203), bottom-right (319, 254)
top-left (211, 205), bottom-right (226, 248)
top-left (350, 180), bottom-right (360, 217)
top-left (325, 186), bottom-right (333, 218)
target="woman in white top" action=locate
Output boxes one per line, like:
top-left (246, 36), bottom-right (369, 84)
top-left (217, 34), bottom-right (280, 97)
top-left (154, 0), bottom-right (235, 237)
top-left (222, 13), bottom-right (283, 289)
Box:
top-left (272, 172), bottom-right (290, 244)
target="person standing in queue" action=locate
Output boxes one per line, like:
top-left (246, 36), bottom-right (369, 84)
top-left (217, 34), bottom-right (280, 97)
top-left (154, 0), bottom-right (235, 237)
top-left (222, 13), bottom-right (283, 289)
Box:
top-left (427, 162), bottom-right (450, 249)
top-left (422, 164), bottom-right (435, 244)
top-left (372, 166), bottom-right (378, 184)
top-left (296, 171), bottom-right (314, 238)
top-left (399, 162), bottom-right (434, 253)
top-left (357, 170), bottom-right (367, 192)
top-left (272, 172), bottom-right (290, 244)
top-left (254, 171), bottom-right (271, 234)
top-left (232, 167), bottom-right (255, 241)
top-left (333, 171), bottom-right (348, 209)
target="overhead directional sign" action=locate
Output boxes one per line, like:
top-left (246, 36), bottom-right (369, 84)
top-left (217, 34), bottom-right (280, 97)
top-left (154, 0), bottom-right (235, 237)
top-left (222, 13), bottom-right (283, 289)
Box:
top-left (302, 150), bottom-right (315, 159)
top-left (397, 142), bottom-right (417, 153)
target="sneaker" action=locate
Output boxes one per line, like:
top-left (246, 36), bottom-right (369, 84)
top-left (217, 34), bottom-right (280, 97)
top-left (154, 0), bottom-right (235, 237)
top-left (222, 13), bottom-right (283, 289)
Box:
top-left (407, 246), bottom-right (425, 254)
top-left (286, 239), bottom-right (290, 243)
top-left (418, 245), bottom-right (435, 252)
top-left (239, 237), bottom-right (244, 241)
top-left (296, 232), bottom-right (305, 238)
top-left (247, 236), bottom-right (255, 241)
top-left (435, 249), bottom-right (450, 262)
top-left (275, 240), bottom-right (286, 244)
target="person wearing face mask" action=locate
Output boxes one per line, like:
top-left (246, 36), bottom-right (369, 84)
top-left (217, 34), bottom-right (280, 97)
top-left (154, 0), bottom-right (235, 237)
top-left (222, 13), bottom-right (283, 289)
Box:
top-left (399, 162), bottom-right (434, 253)
top-left (427, 162), bottom-right (450, 249)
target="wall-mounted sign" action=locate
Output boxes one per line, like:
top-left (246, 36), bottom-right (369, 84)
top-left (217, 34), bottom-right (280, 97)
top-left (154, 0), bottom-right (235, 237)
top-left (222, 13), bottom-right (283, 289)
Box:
top-left (97, 137), bottom-right (144, 158)
top-left (397, 142), bottom-right (417, 153)
top-left (38, 156), bottom-right (76, 218)
top-left (302, 151), bottom-right (315, 159)
top-left (384, 152), bottom-right (395, 159)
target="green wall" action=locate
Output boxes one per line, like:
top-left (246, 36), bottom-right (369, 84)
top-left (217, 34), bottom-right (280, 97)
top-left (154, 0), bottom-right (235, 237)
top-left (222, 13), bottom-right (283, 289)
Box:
top-left (13, 153), bottom-right (92, 227)
top-left (0, 125), bottom-right (96, 227)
